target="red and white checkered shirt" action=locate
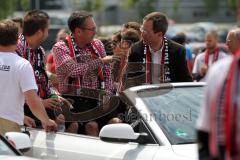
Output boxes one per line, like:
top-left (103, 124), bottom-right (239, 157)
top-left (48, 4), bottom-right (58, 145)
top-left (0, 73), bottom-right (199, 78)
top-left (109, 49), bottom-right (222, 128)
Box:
top-left (52, 39), bottom-right (114, 95)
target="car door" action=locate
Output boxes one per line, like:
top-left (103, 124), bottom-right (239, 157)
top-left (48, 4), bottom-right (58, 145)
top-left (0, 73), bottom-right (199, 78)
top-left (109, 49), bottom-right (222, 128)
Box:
top-left (24, 96), bottom-right (163, 160)
top-left (24, 129), bottom-right (160, 160)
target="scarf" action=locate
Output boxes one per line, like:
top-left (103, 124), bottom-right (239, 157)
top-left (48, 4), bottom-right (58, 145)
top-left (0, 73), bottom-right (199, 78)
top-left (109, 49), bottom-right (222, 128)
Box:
top-left (209, 49), bottom-right (240, 159)
top-left (20, 35), bottom-right (50, 99)
top-left (144, 37), bottom-right (171, 83)
top-left (67, 34), bottom-right (105, 90)
top-left (204, 48), bottom-right (219, 66)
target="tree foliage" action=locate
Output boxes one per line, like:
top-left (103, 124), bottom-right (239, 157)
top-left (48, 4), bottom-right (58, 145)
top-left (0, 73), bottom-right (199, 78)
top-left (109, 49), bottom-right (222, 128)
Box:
top-left (20, 0), bottom-right (30, 11)
top-left (173, 0), bottom-right (180, 16)
top-left (228, 0), bottom-right (237, 10)
top-left (78, 0), bottom-right (104, 12)
top-left (122, 0), bottom-right (139, 9)
top-left (137, 0), bottom-right (158, 19)
top-left (203, 0), bottom-right (219, 14)
top-left (0, 0), bottom-right (17, 19)
top-left (0, 0), bottom-right (30, 20)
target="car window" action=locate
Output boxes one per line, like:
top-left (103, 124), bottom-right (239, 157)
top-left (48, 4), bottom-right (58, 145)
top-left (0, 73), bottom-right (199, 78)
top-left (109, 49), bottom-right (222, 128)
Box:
top-left (137, 86), bottom-right (204, 145)
top-left (126, 107), bottom-right (157, 144)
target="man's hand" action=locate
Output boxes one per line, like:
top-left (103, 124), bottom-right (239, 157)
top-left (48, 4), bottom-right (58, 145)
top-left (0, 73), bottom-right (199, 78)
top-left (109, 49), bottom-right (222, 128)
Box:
top-left (49, 73), bottom-right (59, 87)
top-left (113, 82), bottom-right (122, 93)
top-left (101, 56), bottom-right (113, 64)
top-left (200, 64), bottom-right (208, 77)
top-left (58, 96), bottom-right (74, 109)
top-left (42, 98), bottom-right (61, 110)
top-left (24, 116), bottom-right (36, 128)
top-left (42, 119), bottom-right (58, 132)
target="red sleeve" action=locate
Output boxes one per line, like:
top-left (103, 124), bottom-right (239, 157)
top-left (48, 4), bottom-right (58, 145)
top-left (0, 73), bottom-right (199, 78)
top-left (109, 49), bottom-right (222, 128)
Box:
top-left (47, 53), bottom-right (54, 64)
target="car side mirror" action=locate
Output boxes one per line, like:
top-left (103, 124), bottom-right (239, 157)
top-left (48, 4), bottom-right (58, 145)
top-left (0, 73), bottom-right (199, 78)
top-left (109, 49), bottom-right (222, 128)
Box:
top-left (5, 132), bottom-right (32, 152)
top-left (99, 123), bottom-right (148, 144)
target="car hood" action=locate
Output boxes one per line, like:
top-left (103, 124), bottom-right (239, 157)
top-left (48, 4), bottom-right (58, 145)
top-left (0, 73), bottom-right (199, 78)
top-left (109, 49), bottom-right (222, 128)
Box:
top-left (0, 155), bottom-right (40, 160)
top-left (171, 144), bottom-right (198, 159)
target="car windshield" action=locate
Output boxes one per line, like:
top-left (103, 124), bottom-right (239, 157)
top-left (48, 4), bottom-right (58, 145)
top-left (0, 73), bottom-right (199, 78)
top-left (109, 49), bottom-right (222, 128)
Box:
top-left (0, 135), bottom-right (17, 156)
top-left (137, 86), bottom-right (204, 145)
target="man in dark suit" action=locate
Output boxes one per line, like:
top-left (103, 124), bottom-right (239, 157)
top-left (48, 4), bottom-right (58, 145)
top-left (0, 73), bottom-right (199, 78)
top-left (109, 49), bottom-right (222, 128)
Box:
top-left (126, 12), bottom-right (192, 87)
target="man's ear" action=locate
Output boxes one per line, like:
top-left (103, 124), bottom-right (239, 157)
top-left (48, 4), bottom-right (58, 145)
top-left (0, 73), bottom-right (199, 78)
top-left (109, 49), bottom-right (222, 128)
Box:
top-left (36, 29), bottom-right (44, 37)
top-left (156, 31), bottom-right (163, 38)
top-left (75, 28), bottom-right (82, 35)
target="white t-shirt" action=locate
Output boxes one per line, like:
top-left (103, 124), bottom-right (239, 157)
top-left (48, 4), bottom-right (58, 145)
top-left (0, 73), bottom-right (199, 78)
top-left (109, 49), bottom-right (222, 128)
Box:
top-left (0, 52), bottom-right (37, 125)
top-left (196, 56), bottom-right (233, 132)
top-left (192, 50), bottom-right (228, 81)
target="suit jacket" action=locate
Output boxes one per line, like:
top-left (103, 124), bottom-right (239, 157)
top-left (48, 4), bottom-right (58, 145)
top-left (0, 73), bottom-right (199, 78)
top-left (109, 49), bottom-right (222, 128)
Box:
top-left (127, 39), bottom-right (192, 85)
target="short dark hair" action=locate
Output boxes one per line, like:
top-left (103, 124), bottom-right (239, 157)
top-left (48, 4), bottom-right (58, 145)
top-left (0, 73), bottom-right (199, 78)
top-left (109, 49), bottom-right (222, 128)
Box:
top-left (23, 10), bottom-right (49, 36)
top-left (121, 29), bottom-right (140, 43)
top-left (123, 21), bottom-right (141, 33)
top-left (112, 31), bottom-right (122, 42)
top-left (143, 12), bottom-right (168, 35)
top-left (171, 32), bottom-right (187, 45)
top-left (0, 20), bottom-right (18, 46)
top-left (98, 37), bottom-right (113, 56)
top-left (68, 11), bottom-right (93, 32)
top-left (11, 17), bottom-right (23, 28)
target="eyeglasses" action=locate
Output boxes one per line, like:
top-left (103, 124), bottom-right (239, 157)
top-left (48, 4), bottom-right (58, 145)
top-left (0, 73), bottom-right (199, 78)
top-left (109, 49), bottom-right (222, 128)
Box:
top-left (81, 27), bottom-right (97, 32)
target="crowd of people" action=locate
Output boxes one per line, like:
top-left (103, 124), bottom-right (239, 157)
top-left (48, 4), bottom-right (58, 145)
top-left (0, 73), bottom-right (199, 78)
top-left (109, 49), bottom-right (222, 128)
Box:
top-left (0, 9), bottom-right (239, 159)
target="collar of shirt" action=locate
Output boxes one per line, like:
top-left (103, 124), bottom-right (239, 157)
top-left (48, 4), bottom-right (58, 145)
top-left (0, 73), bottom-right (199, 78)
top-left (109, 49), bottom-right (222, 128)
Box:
top-left (149, 42), bottom-right (164, 54)
top-left (149, 43), bottom-right (164, 64)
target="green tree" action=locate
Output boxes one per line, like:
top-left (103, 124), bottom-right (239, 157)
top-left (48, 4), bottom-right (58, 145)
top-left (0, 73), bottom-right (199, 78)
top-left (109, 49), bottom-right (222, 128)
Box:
top-left (20, 0), bottom-right (30, 11)
top-left (0, 0), bottom-right (17, 19)
top-left (77, 0), bottom-right (104, 12)
top-left (228, 0), bottom-right (237, 10)
top-left (173, 0), bottom-right (180, 15)
top-left (0, 0), bottom-right (30, 20)
top-left (122, 0), bottom-right (139, 9)
top-left (203, 0), bottom-right (219, 14)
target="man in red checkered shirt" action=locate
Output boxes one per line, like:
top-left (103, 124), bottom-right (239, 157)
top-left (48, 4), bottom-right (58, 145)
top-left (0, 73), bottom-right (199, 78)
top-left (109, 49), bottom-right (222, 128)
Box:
top-left (53, 11), bottom-right (113, 95)
top-left (52, 11), bottom-right (119, 136)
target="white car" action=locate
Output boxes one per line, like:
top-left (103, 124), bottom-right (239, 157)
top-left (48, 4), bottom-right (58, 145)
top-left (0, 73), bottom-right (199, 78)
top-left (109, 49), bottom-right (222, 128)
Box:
top-left (0, 133), bottom-right (40, 160)
top-left (23, 82), bottom-right (204, 160)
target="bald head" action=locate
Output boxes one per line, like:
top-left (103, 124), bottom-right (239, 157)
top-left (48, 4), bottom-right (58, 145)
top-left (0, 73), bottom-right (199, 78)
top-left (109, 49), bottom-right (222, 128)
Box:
top-left (226, 28), bottom-right (240, 54)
